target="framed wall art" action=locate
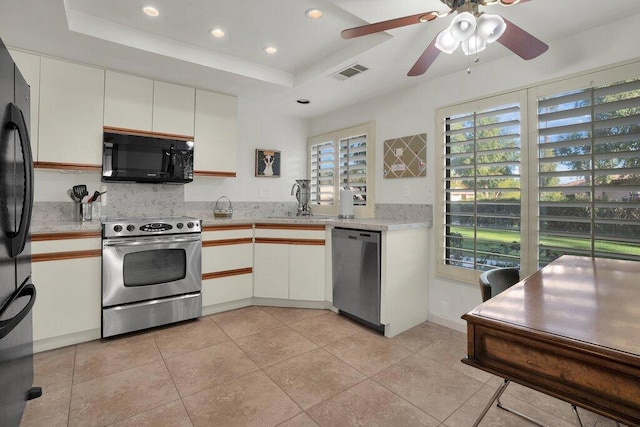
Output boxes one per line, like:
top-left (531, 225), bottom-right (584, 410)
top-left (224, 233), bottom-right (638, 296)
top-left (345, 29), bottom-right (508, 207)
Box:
top-left (255, 149), bottom-right (281, 177)
top-left (383, 133), bottom-right (427, 179)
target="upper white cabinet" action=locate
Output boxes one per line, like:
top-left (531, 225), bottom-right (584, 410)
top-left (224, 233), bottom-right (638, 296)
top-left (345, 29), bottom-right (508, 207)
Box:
top-left (38, 57), bottom-right (104, 166)
top-left (9, 49), bottom-right (40, 160)
top-left (104, 71), bottom-right (153, 131)
top-left (194, 89), bottom-right (238, 174)
top-left (152, 81), bottom-right (195, 136)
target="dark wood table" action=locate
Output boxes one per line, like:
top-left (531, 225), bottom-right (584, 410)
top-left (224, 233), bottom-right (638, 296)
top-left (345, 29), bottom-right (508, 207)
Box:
top-left (462, 255), bottom-right (640, 426)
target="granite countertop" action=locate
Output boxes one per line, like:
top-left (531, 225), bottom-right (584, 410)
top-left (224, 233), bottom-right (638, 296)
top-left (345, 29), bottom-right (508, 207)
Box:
top-left (31, 215), bottom-right (430, 234)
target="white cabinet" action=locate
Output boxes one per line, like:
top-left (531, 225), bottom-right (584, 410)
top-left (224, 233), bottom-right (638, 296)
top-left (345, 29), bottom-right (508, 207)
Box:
top-left (380, 227), bottom-right (429, 337)
top-left (31, 233), bottom-right (102, 351)
top-left (201, 225), bottom-right (253, 309)
top-left (194, 89), bottom-right (238, 174)
top-left (38, 57), bottom-right (104, 166)
top-left (8, 49), bottom-right (40, 159)
top-left (104, 71), bottom-right (153, 131)
top-left (254, 225), bottom-right (326, 301)
top-left (152, 81), bottom-right (195, 136)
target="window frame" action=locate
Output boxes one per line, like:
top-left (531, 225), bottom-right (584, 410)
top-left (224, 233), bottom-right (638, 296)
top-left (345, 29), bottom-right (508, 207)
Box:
top-left (307, 122), bottom-right (375, 218)
top-left (436, 61), bottom-right (640, 284)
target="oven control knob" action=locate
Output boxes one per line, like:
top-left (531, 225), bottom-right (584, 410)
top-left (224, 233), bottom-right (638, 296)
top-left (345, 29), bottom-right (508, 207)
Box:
top-left (177, 223), bottom-right (184, 229)
top-left (127, 225), bottom-right (135, 232)
top-left (113, 225), bottom-right (122, 233)
top-left (187, 222), bottom-right (194, 228)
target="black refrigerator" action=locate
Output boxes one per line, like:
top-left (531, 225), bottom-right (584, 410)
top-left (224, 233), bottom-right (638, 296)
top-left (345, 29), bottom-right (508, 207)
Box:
top-left (0, 36), bottom-right (39, 426)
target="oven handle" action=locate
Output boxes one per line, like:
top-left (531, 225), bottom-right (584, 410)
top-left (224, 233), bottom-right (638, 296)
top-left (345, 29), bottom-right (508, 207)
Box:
top-left (103, 235), bottom-right (201, 247)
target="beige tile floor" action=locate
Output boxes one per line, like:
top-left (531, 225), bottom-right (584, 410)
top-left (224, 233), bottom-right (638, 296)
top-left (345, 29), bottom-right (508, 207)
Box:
top-left (20, 306), bottom-right (624, 427)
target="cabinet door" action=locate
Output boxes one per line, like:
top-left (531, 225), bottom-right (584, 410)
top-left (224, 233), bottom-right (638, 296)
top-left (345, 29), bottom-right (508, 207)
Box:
top-left (39, 58), bottom-right (104, 165)
top-left (152, 81), bottom-right (195, 136)
top-left (289, 244), bottom-right (325, 301)
top-left (253, 243), bottom-right (289, 299)
top-left (194, 89), bottom-right (238, 173)
top-left (104, 71), bottom-right (153, 130)
top-left (32, 257), bottom-right (101, 341)
top-left (8, 49), bottom-right (40, 160)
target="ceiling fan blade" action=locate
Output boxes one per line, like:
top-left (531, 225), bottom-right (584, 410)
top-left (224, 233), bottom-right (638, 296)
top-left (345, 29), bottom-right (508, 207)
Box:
top-left (408, 37), bottom-right (441, 77)
top-left (341, 11), bottom-right (441, 39)
top-left (498, 18), bottom-right (548, 60)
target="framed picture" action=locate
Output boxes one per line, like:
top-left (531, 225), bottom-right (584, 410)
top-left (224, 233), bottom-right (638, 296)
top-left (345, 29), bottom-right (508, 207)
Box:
top-left (255, 149), bottom-right (281, 177)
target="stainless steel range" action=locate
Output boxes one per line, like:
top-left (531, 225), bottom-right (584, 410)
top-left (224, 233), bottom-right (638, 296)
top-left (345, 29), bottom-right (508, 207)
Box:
top-left (101, 216), bottom-right (202, 338)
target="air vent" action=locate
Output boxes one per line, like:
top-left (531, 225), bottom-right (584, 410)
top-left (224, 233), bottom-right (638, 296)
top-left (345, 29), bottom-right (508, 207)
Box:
top-left (331, 64), bottom-right (369, 81)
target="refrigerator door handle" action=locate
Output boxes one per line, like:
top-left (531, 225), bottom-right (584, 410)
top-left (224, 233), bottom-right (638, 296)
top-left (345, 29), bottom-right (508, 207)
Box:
top-left (0, 280), bottom-right (36, 340)
top-left (5, 102), bottom-right (34, 258)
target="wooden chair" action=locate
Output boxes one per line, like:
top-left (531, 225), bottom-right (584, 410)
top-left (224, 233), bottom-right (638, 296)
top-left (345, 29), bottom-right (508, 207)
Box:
top-left (474, 267), bottom-right (586, 427)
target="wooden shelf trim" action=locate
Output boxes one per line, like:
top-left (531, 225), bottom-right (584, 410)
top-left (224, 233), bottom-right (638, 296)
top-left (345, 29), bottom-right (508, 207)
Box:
top-left (202, 224), bottom-right (252, 232)
top-left (203, 238), bottom-right (253, 247)
top-left (255, 237), bottom-right (325, 246)
top-left (202, 267), bottom-right (253, 281)
top-left (33, 231), bottom-right (102, 241)
top-left (103, 126), bottom-right (194, 141)
top-left (194, 171), bottom-right (237, 178)
top-left (254, 223), bottom-right (326, 231)
top-left (34, 162), bottom-right (101, 172)
top-left (33, 249), bottom-right (102, 263)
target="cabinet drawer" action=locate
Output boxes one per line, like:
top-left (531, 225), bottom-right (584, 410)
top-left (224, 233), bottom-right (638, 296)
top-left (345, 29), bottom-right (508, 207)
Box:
top-left (254, 224), bottom-right (326, 242)
top-left (202, 244), bottom-right (252, 273)
top-left (202, 274), bottom-right (253, 306)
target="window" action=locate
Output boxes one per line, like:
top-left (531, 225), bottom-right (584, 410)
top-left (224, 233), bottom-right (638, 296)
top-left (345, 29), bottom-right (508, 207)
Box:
top-left (307, 122), bottom-right (375, 217)
top-left (436, 62), bottom-right (640, 282)
top-left (536, 77), bottom-right (640, 265)
top-left (437, 93), bottom-right (526, 281)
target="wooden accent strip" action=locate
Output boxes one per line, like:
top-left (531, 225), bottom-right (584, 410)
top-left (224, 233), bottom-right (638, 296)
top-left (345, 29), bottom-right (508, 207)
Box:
top-left (33, 231), bottom-right (102, 241)
top-left (32, 249), bottom-right (102, 262)
top-left (103, 126), bottom-right (193, 141)
top-left (194, 170), bottom-right (237, 178)
top-left (202, 267), bottom-right (253, 280)
top-left (34, 161), bottom-right (101, 172)
top-left (203, 238), bottom-right (253, 247)
top-left (255, 237), bottom-right (325, 246)
top-left (202, 224), bottom-right (252, 232)
top-left (255, 223), bottom-right (326, 231)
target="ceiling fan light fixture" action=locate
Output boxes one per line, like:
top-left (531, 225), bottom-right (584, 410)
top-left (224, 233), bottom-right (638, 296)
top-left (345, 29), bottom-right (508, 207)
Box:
top-left (449, 12), bottom-right (477, 41)
top-left (476, 14), bottom-right (506, 43)
top-left (462, 34), bottom-right (487, 55)
top-left (435, 29), bottom-right (459, 54)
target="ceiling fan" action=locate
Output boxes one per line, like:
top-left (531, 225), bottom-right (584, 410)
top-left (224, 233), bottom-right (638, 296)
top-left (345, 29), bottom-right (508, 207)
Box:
top-left (341, 0), bottom-right (548, 76)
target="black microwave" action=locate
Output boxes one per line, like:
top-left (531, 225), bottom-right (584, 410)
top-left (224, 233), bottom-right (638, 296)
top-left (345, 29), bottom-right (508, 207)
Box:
top-left (102, 132), bottom-right (194, 183)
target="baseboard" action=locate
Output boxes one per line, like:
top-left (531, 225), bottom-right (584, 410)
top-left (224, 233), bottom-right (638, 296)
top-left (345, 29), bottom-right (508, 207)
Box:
top-left (34, 329), bottom-right (101, 353)
top-left (251, 298), bottom-right (330, 310)
top-left (202, 299), bottom-right (253, 316)
top-left (427, 313), bottom-right (467, 333)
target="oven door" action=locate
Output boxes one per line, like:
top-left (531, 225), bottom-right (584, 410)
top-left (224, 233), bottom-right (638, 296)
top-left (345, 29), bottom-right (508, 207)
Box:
top-left (102, 234), bottom-right (201, 307)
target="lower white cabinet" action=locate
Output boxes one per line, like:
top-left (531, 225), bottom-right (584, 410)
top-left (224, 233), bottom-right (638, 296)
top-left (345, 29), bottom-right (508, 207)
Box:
top-left (31, 233), bottom-right (102, 350)
top-left (253, 224), bottom-right (326, 301)
top-left (201, 225), bottom-right (254, 307)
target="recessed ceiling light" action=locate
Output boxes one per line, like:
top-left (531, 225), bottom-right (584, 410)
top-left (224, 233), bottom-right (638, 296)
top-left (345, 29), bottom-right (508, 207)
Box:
top-left (142, 6), bottom-right (159, 17)
top-left (210, 28), bottom-right (225, 38)
top-left (305, 8), bottom-right (324, 19)
top-left (264, 46), bottom-right (278, 54)
top-left (297, 99), bottom-right (311, 104)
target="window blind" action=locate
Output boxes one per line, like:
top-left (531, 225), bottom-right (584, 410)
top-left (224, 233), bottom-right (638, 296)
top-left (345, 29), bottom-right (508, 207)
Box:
top-left (444, 102), bottom-right (522, 271)
top-left (338, 134), bottom-right (367, 206)
top-left (310, 140), bottom-right (335, 205)
top-left (537, 78), bottom-right (640, 265)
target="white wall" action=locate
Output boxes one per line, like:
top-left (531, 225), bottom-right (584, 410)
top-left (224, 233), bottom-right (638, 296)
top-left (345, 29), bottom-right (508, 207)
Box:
top-left (185, 102), bottom-right (310, 202)
top-left (310, 13), bottom-right (640, 330)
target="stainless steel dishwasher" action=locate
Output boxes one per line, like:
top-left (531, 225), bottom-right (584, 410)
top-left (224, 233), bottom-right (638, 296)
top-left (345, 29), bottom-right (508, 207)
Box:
top-left (332, 228), bottom-right (383, 332)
